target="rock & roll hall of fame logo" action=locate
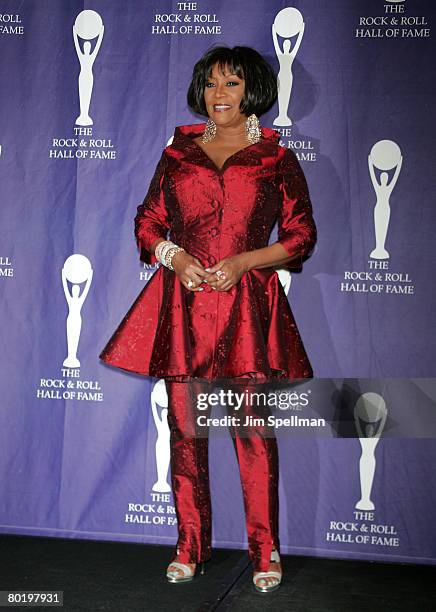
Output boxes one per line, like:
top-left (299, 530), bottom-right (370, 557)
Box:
top-left (49, 10), bottom-right (117, 160)
top-left (62, 254), bottom-right (93, 368)
top-left (73, 10), bottom-right (104, 126)
top-left (272, 7), bottom-right (305, 127)
top-left (124, 379), bottom-right (177, 528)
top-left (270, 8), bottom-right (318, 163)
top-left (339, 138), bottom-right (411, 296)
top-left (277, 268), bottom-right (291, 296)
top-left (368, 140), bottom-right (402, 260)
top-left (325, 392), bottom-right (400, 550)
top-left (35, 253), bottom-right (104, 404)
top-left (354, 392), bottom-right (387, 512)
top-left (0, 255), bottom-right (14, 279)
top-left (150, 379), bottom-right (171, 493)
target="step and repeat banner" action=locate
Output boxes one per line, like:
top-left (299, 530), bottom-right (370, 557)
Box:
top-left (1, 1), bottom-right (435, 565)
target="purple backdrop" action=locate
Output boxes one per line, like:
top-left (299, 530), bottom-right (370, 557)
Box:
top-left (0, 0), bottom-right (435, 565)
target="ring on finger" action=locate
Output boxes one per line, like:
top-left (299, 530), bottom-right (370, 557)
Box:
top-left (187, 279), bottom-right (194, 288)
top-left (216, 270), bottom-right (226, 280)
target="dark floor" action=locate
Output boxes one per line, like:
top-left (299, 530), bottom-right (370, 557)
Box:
top-left (0, 535), bottom-right (435, 611)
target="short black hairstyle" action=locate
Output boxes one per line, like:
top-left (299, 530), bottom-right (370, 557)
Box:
top-left (187, 45), bottom-right (278, 118)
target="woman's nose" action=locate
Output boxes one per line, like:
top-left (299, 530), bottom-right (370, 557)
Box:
top-left (215, 84), bottom-right (226, 97)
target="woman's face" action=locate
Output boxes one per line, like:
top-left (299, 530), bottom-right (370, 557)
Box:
top-left (204, 62), bottom-right (246, 128)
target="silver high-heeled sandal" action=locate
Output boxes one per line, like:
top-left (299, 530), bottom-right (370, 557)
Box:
top-left (166, 548), bottom-right (206, 583)
top-left (253, 548), bottom-right (282, 593)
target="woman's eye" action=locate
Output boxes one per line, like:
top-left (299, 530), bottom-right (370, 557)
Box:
top-left (206, 81), bottom-right (240, 87)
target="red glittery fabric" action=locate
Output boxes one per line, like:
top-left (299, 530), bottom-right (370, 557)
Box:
top-left (99, 122), bottom-right (317, 382)
top-left (165, 378), bottom-right (280, 573)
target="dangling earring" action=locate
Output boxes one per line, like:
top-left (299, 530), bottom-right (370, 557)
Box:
top-left (245, 113), bottom-right (261, 144)
top-left (202, 118), bottom-right (217, 143)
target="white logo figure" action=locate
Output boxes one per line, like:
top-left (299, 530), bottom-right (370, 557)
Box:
top-left (151, 379), bottom-right (171, 492)
top-left (386, 1), bottom-right (405, 3)
top-left (62, 254), bottom-right (93, 368)
top-left (354, 392), bottom-right (387, 511)
top-left (368, 140), bottom-right (402, 260)
top-left (272, 7), bottom-right (305, 127)
top-left (277, 268), bottom-right (292, 296)
top-left (73, 10), bottom-right (104, 126)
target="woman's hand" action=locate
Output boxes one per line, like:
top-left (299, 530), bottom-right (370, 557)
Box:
top-left (204, 254), bottom-right (249, 291)
top-left (171, 251), bottom-right (210, 291)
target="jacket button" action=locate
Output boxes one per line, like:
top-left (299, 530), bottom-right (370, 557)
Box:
top-left (210, 227), bottom-right (219, 237)
top-left (211, 199), bottom-right (219, 209)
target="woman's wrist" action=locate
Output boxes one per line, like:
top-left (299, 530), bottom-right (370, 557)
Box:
top-left (238, 251), bottom-right (254, 273)
top-left (155, 239), bottom-right (185, 270)
top-left (238, 244), bottom-right (295, 272)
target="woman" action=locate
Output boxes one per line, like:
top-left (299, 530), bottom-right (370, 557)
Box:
top-left (99, 45), bottom-right (317, 593)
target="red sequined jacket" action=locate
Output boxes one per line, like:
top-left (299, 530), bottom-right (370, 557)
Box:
top-left (99, 122), bottom-right (317, 382)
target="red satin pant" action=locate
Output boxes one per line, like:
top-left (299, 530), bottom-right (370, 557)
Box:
top-left (165, 378), bottom-right (280, 573)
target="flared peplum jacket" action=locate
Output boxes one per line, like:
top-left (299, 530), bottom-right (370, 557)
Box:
top-left (99, 122), bottom-right (317, 383)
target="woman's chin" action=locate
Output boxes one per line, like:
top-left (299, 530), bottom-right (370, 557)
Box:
top-left (210, 112), bottom-right (242, 127)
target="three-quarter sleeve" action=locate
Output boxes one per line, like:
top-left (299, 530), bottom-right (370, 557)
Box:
top-left (276, 148), bottom-right (317, 272)
top-left (134, 151), bottom-right (171, 265)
